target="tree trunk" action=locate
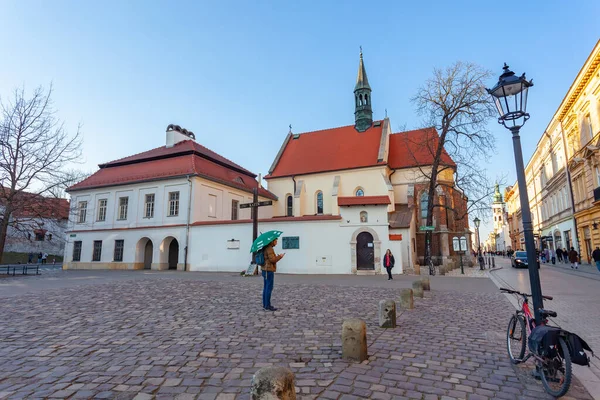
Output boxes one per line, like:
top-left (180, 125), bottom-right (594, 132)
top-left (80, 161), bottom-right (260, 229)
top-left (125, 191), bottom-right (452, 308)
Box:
top-left (0, 211), bottom-right (12, 263)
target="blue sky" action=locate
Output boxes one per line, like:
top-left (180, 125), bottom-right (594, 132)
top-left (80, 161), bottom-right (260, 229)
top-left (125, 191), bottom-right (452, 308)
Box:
top-left (1, 0), bottom-right (599, 239)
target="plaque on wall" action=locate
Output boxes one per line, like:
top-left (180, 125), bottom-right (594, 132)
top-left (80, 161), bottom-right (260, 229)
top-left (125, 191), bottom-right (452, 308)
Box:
top-left (282, 236), bottom-right (300, 249)
top-left (227, 240), bottom-right (240, 249)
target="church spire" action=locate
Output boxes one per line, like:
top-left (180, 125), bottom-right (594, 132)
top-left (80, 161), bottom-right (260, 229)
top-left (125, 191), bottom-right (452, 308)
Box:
top-left (354, 47), bottom-right (373, 132)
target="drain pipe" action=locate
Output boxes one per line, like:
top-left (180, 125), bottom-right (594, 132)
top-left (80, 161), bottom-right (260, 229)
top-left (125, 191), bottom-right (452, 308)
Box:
top-left (184, 175), bottom-right (192, 271)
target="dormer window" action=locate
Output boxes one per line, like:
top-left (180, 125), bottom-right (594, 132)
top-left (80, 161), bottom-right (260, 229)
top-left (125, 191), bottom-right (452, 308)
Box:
top-left (356, 188), bottom-right (364, 197)
top-left (234, 176), bottom-right (244, 184)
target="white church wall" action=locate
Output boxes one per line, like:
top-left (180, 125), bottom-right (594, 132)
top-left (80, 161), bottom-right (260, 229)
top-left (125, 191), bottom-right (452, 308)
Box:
top-left (266, 166), bottom-right (389, 217)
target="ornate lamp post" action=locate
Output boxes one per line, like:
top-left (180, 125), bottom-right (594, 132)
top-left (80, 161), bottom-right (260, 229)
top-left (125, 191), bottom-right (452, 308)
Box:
top-left (474, 217), bottom-right (484, 270)
top-left (487, 64), bottom-right (544, 324)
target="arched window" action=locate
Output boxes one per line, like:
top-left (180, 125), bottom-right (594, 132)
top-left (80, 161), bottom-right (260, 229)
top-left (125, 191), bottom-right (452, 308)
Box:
top-left (420, 192), bottom-right (428, 222)
top-left (355, 95), bottom-right (359, 107)
top-left (360, 211), bottom-right (368, 223)
top-left (359, 94), bottom-right (363, 106)
top-left (365, 94), bottom-right (369, 105)
top-left (316, 191), bottom-right (323, 214)
top-left (356, 188), bottom-right (364, 196)
top-left (286, 195), bottom-right (293, 217)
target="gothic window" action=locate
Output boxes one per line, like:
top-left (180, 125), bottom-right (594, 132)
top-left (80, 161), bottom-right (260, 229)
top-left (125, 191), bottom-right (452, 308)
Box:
top-left (360, 211), bottom-right (368, 223)
top-left (286, 195), bottom-right (293, 217)
top-left (356, 188), bottom-right (364, 196)
top-left (359, 94), bottom-right (363, 106)
top-left (316, 191), bottom-right (323, 214)
top-left (365, 94), bottom-right (369, 105)
top-left (355, 95), bottom-right (359, 107)
top-left (420, 192), bottom-right (428, 223)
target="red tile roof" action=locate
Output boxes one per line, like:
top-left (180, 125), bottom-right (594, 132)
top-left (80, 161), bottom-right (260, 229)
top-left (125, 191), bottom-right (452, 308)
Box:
top-left (0, 188), bottom-right (70, 220)
top-left (68, 140), bottom-right (277, 200)
top-left (265, 122), bottom-right (385, 178)
top-left (338, 195), bottom-right (391, 206)
top-left (388, 128), bottom-right (456, 169)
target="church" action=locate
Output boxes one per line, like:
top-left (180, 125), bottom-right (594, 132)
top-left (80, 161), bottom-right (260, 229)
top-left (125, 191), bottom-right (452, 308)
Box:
top-left (63, 52), bottom-right (471, 274)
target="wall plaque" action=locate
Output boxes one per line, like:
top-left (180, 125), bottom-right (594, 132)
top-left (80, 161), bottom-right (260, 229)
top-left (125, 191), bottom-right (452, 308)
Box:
top-left (282, 236), bottom-right (300, 249)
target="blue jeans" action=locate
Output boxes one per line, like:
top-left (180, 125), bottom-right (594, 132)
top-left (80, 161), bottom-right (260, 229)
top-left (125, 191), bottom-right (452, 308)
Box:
top-left (596, 261), bottom-right (600, 272)
top-left (262, 270), bottom-right (274, 308)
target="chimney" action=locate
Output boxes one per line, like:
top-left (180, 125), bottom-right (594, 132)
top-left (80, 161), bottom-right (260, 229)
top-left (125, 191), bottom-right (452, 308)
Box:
top-left (258, 173), bottom-right (262, 189)
top-left (166, 124), bottom-right (196, 148)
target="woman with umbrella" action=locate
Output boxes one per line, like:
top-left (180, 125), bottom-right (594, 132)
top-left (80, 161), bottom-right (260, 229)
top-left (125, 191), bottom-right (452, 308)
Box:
top-left (251, 230), bottom-right (285, 311)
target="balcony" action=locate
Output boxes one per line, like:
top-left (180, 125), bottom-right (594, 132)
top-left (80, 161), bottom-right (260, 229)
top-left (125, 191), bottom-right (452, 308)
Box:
top-left (595, 186), bottom-right (600, 202)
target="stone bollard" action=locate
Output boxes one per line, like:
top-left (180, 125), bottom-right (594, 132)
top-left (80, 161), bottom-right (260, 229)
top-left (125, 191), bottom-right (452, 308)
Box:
top-left (412, 280), bottom-right (424, 298)
top-left (421, 277), bottom-right (430, 291)
top-left (250, 366), bottom-right (296, 400)
top-left (341, 318), bottom-right (368, 362)
top-left (378, 300), bottom-right (396, 328)
top-left (399, 289), bottom-right (414, 309)
top-left (414, 264), bottom-right (421, 275)
top-left (492, 257), bottom-right (496, 268)
top-left (439, 266), bottom-right (446, 276)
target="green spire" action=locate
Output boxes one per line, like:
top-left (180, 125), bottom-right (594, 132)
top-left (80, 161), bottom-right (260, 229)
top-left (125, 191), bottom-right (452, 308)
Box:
top-left (354, 47), bottom-right (373, 132)
top-left (493, 183), bottom-right (503, 203)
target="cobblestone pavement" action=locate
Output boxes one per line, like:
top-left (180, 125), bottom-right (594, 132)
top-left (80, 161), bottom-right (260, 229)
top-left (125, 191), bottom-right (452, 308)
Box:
top-left (490, 257), bottom-right (600, 399)
top-left (0, 272), bottom-right (593, 399)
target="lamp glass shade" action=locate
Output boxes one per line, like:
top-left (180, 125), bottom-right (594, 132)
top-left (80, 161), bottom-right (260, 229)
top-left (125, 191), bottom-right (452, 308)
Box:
top-left (474, 217), bottom-right (481, 228)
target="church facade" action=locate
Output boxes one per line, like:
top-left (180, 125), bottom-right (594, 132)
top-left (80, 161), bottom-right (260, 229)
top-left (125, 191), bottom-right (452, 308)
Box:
top-left (63, 52), bottom-right (471, 274)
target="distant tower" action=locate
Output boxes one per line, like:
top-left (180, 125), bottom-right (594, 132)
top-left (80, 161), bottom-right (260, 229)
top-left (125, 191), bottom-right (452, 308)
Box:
top-left (354, 48), bottom-right (373, 132)
top-left (492, 183), bottom-right (506, 233)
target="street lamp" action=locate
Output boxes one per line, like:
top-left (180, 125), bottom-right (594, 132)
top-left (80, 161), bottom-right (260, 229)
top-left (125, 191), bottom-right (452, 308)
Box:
top-left (487, 63), bottom-right (544, 325)
top-left (474, 217), bottom-right (483, 270)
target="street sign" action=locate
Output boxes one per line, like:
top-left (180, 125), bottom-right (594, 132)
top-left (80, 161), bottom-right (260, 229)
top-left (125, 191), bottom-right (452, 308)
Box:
top-left (69, 234), bottom-right (76, 238)
top-left (419, 226), bottom-right (435, 231)
top-left (240, 200), bottom-right (273, 209)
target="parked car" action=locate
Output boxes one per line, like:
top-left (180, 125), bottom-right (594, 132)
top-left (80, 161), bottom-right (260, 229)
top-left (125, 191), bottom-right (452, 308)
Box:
top-left (511, 251), bottom-right (540, 269)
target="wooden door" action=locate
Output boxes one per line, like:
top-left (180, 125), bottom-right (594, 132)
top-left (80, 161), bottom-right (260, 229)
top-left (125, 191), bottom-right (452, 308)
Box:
top-left (357, 232), bottom-right (374, 270)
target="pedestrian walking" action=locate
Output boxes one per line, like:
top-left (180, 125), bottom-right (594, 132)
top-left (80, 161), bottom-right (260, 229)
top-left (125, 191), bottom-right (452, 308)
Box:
top-left (569, 247), bottom-right (579, 269)
top-left (563, 248), bottom-right (569, 264)
top-left (549, 248), bottom-right (555, 264)
top-left (383, 249), bottom-right (395, 280)
top-left (42, 252), bottom-right (48, 264)
top-left (37, 252), bottom-right (42, 264)
top-left (261, 238), bottom-right (285, 311)
top-left (592, 247), bottom-right (600, 272)
top-left (556, 248), bottom-right (563, 262)
top-left (27, 252), bottom-right (33, 263)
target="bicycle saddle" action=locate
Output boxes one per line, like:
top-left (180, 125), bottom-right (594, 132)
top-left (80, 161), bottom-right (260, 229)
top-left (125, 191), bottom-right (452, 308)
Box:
top-left (539, 308), bottom-right (557, 318)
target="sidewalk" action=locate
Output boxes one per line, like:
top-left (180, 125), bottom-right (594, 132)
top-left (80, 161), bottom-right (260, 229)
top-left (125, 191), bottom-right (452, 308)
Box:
top-left (489, 257), bottom-right (600, 400)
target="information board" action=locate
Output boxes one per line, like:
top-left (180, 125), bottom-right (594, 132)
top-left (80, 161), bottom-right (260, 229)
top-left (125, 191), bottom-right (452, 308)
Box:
top-left (245, 263), bottom-right (258, 276)
top-left (282, 236), bottom-right (300, 249)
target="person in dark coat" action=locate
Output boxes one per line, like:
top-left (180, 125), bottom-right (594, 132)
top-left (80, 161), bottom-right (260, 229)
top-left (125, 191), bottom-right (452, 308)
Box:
top-left (556, 247), bottom-right (563, 262)
top-left (592, 247), bottom-right (600, 272)
top-left (383, 249), bottom-right (395, 280)
top-left (568, 247), bottom-right (579, 269)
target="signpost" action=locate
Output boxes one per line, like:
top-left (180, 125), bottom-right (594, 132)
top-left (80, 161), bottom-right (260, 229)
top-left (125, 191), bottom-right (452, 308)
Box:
top-left (453, 236), bottom-right (468, 275)
top-left (239, 188), bottom-right (273, 275)
top-left (419, 226), bottom-right (435, 231)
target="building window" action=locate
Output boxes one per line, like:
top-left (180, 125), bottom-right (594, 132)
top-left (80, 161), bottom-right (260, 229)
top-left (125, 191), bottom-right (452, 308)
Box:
top-left (114, 240), bottom-right (124, 262)
top-left (73, 241), bottom-right (82, 262)
top-left (232, 199), bottom-right (239, 220)
top-left (316, 191), bottom-right (323, 214)
top-left (92, 240), bottom-right (102, 261)
top-left (596, 167), bottom-right (600, 188)
top-left (356, 188), bottom-right (364, 196)
top-left (97, 199), bottom-right (107, 221)
top-left (34, 229), bottom-right (45, 241)
top-left (586, 114), bottom-right (594, 142)
top-left (168, 191), bottom-right (180, 216)
top-left (78, 201), bottom-right (87, 223)
top-left (118, 197), bottom-right (128, 220)
top-left (420, 192), bottom-right (429, 223)
top-left (286, 195), bottom-right (293, 217)
top-left (145, 194), bottom-right (155, 218)
top-left (208, 194), bottom-right (217, 218)
top-left (360, 211), bottom-right (368, 223)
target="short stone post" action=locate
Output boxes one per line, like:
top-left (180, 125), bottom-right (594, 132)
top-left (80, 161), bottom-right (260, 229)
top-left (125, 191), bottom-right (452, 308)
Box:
top-left (412, 280), bottom-right (424, 298)
top-left (341, 318), bottom-right (368, 362)
top-left (439, 265), bottom-right (446, 276)
top-left (378, 300), bottom-right (396, 328)
top-left (399, 289), bottom-right (414, 309)
top-left (421, 277), bottom-right (430, 291)
top-left (492, 257), bottom-right (496, 268)
top-left (414, 264), bottom-right (421, 275)
top-left (250, 366), bottom-right (296, 400)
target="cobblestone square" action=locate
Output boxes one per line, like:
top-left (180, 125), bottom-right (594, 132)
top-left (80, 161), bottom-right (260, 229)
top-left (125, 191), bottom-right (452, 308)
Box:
top-left (0, 271), bottom-right (593, 399)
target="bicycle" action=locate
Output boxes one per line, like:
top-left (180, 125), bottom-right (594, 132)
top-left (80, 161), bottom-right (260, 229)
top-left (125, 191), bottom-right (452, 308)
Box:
top-left (500, 287), bottom-right (572, 397)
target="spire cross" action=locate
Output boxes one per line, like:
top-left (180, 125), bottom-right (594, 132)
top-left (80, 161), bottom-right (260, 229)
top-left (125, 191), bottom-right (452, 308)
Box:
top-left (385, 108), bottom-right (388, 118)
top-left (359, 46), bottom-right (363, 57)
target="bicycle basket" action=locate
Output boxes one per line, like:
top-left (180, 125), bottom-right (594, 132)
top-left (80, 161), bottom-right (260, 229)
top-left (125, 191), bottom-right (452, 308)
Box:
top-left (528, 325), bottom-right (562, 359)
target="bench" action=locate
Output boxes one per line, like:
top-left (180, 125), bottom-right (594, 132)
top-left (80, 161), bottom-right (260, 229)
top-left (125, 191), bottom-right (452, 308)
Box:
top-left (0, 264), bottom-right (40, 276)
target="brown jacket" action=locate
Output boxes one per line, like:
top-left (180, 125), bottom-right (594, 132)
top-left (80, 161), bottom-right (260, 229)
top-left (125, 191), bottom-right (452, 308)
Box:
top-left (262, 245), bottom-right (283, 272)
top-left (568, 249), bottom-right (579, 263)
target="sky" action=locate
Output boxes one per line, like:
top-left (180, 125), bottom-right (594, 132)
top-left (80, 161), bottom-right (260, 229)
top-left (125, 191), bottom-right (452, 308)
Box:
top-left (1, 0), bottom-right (599, 240)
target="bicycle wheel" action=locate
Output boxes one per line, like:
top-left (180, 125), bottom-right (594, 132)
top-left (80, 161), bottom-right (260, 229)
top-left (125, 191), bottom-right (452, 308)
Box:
top-left (540, 336), bottom-right (572, 398)
top-left (506, 314), bottom-right (526, 364)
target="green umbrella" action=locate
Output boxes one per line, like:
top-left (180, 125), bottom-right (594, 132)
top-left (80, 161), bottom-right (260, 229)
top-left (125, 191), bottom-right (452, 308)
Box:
top-left (250, 230), bottom-right (283, 253)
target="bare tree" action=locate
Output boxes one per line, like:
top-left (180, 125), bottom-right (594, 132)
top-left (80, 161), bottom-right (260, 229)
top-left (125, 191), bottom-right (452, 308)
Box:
top-left (0, 85), bottom-right (82, 261)
top-left (410, 61), bottom-right (497, 271)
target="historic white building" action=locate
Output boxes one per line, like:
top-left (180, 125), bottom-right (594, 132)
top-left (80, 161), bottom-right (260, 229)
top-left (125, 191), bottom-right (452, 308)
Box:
top-left (64, 52), bottom-right (472, 274)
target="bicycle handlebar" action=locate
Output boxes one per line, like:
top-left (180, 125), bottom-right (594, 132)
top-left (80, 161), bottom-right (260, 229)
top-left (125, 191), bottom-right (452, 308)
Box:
top-left (500, 287), bottom-right (553, 300)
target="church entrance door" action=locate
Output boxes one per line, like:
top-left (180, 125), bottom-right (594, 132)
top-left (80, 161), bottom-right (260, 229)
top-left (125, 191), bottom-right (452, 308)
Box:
top-left (357, 232), bottom-right (375, 270)
top-left (144, 240), bottom-right (153, 270)
top-left (168, 239), bottom-right (179, 270)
